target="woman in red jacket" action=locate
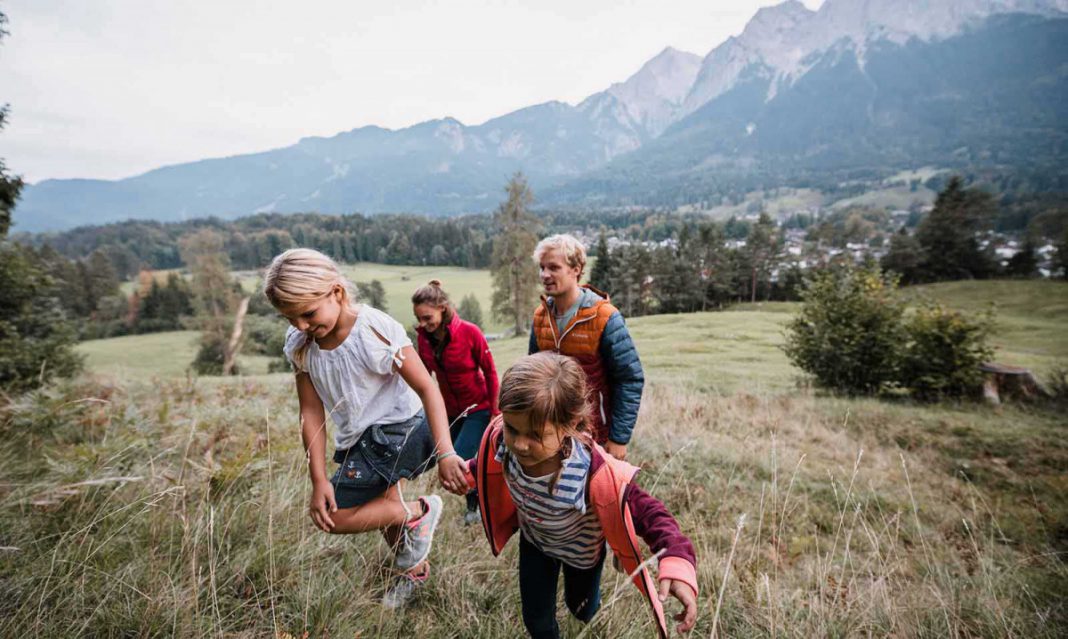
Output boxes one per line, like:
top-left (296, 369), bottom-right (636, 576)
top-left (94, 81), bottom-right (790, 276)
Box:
top-left (412, 280), bottom-right (499, 524)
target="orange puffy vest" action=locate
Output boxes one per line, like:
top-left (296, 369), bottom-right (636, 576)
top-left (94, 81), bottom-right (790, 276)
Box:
top-left (531, 285), bottom-right (617, 444)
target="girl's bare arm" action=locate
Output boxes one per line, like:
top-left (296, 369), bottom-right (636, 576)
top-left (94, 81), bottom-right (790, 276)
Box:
top-left (395, 345), bottom-right (467, 494)
top-left (296, 372), bottom-right (337, 531)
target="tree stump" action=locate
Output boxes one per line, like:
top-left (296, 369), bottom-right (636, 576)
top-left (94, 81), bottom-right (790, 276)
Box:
top-left (979, 363), bottom-right (1047, 405)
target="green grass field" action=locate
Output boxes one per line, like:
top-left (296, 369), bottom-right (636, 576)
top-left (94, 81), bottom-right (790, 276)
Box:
top-left (17, 279), bottom-right (1067, 636)
top-left (337, 262), bottom-right (503, 333)
top-left (76, 331), bottom-right (277, 379)
top-left (906, 279), bottom-right (1068, 374)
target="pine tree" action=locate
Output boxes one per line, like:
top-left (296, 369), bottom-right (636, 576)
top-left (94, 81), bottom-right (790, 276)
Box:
top-left (1005, 236), bottom-right (1039, 278)
top-left (881, 228), bottom-right (924, 284)
top-left (1054, 229), bottom-right (1068, 280)
top-left (588, 230), bottom-right (615, 293)
top-left (490, 173), bottom-right (540, 335)
top-left (746, 213), bottom-right (779, 303)
top-left (914, 176), bottom-right (997, 281)
top-left (85, 249), bottom-right (120, 314)
top-left (0, 11), bottom-right (82, 391)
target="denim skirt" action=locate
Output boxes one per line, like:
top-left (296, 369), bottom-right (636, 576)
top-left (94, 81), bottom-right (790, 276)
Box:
top-left (330, 410), bottom-right (436, 509)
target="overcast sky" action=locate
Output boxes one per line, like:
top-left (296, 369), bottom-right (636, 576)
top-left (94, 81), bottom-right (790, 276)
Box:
top-left (1, 0), bottom-right (824, 183)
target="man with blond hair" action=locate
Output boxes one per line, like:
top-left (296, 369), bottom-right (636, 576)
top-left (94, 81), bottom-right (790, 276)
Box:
top-left (528, 234), bottom-right (644, 460)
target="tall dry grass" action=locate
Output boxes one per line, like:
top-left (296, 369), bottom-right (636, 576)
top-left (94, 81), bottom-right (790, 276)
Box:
top-left (1, 374), bottom-right (1065, 637)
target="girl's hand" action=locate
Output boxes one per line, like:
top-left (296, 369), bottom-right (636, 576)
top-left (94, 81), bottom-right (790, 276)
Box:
top-left (658, 578), bottom-right (697, 634)
top-left (437, 454), bottom-right (469, 495)
top-left (309, 478), bottom-right (337, 532)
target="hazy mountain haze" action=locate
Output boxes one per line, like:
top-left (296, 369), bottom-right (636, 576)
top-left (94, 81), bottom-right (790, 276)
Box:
top-left (7, 0), bottom-right (1067, 231)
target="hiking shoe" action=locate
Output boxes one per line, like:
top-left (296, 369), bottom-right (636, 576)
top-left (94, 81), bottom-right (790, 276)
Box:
top-left (463, 505), bottom-right (480, 527)
top-left (394, 495), bottom-right (443, 572)
top-left (382, 563), bottom-right (430, 609)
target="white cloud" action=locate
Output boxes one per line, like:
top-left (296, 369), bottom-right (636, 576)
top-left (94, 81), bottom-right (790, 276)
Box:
top-left (0, 0), bottom-right (824, 182)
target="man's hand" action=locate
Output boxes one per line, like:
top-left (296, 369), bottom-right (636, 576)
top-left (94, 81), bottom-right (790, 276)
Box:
top-left (658, 579), bottom-right (697, 634)
top-left (309, 478), bottom-right (337, 532)
top-left (605, 440), bottom-right (628, 460)
top-left (437, 454), bottom-right (469, 495)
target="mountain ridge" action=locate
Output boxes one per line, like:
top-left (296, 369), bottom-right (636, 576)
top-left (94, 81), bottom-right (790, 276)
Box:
top-left (13, 0), bottom-right (1068, 232)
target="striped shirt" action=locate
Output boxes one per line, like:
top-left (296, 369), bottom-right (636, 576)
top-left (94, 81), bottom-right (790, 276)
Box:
top-left (498, 438), bottom-right (605, 569)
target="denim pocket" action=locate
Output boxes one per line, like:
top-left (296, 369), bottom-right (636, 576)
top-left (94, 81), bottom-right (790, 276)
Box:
top-left (332, 450), bottom-right (382, 489)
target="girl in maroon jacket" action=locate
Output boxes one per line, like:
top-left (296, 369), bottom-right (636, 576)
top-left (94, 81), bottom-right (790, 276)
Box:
top-left (412, 280), bottom-right (499, 524)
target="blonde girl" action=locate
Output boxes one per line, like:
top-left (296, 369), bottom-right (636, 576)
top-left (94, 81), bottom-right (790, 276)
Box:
top-left (264, 248), bottom-right (467, 607)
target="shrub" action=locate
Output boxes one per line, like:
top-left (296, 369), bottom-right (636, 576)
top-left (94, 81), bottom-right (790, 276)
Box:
top-left (783, 265), bottom-right (906, 395)
top-left (243, 314), bottom-right (291, 373)
top-left (899, 302), bottom-right (994, 400)
top-left (1043, 362), bottom-right (1068, 407)
top-left (458, 294), bottom-right (484, 329)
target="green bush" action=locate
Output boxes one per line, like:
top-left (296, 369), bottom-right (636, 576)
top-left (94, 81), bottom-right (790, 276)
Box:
top-left (783, 265), bottom-right (906, 395)
top-left (458, 293), bottom-right (484, 329)
top-left (784, 264), bottom-right (997, 400)
top-left (900, 302), bottom-right (994, 400)
top-left (243, 314), bottom-right (291, 373)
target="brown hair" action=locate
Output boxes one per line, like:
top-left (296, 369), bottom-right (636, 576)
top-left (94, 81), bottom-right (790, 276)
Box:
top-left (263, 248), bottom-right (358, 371)
top-left (499, 353), bottom-right (591, 489)
top-left (499, 352), bottom-right (591, 436)
top-left (411, 279), bottom-right (453, 322)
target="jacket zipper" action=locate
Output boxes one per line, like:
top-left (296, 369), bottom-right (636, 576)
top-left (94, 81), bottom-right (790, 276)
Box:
top-left (541, 298), bottom-right (597, 350)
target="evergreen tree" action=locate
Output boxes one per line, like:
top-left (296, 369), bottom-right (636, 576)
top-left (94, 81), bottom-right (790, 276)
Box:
top-left (881, 228), bottom-right (924, 284)
top-left (696, 223), bottom-right (733, 309)
top-left (1005, 236), bottom-right (1039, 278)
top-left (0, 18), bottom-right (20, 239)
top-left (914, 176), bottom-right (997, 281)
top-left (611, 244), bottom-right (654, 317)
top-left (0, 11), bottom-right (82, 391)
top-left (85, 249), bottom-right (120, 314)
top-left (490, 173), bottom-right (540, 334)
top-left (745, 213), bottom-right (779, 303)
top-left (588, 230), bottom-right (614, 293)
top-left (1054, 229), bottom-right (1068, 280)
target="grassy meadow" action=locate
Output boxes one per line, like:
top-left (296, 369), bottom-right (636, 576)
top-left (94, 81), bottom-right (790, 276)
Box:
top-left (4, 279), bottom-right (1066, 636)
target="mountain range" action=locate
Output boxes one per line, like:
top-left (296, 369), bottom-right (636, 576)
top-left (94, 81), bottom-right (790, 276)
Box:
top-left (14, 0), bottom-right (1068, 233)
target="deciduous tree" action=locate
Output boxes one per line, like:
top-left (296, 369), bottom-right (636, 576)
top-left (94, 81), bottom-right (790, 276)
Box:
top-left (490, 173), bottom-right (540, 334)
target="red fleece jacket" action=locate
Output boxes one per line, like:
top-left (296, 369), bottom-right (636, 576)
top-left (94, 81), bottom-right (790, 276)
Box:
top-left (416, 312), bottom-right (499, 418)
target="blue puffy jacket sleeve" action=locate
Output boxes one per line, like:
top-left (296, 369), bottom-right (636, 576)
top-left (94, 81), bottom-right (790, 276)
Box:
top-left (599, 311), bottom-right (644, 444)
top-left (527, 328), bottom-right (539, 355)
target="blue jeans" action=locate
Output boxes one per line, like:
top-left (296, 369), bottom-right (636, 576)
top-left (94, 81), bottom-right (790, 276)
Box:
top-left (518, 535), bottom-right (605, 639)
top-left (451, 409), bottom-right (491, 512)
top-left (450, 409), bottom-right (491, 459)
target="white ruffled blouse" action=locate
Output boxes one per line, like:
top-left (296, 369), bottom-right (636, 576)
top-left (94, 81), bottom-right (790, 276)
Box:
top-left (283, 305), bottom-right (423, 451)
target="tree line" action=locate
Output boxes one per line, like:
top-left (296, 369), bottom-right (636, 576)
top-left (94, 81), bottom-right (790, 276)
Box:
top-left (24, 212), bottom-right (498, 279)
